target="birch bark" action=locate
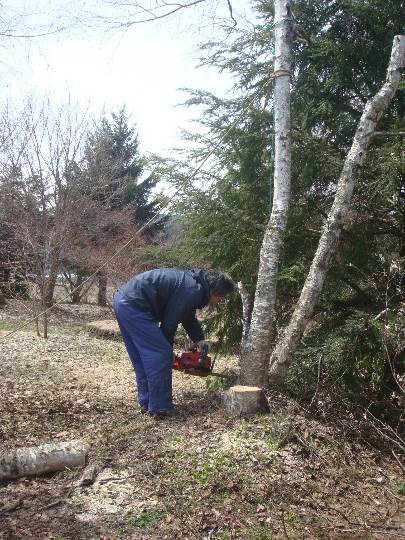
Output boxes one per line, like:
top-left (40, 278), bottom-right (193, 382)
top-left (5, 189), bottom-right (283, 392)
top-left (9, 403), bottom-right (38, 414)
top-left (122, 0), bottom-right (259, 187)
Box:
top-left (269, 35), bottom-right (405, 383)
top-left (237, 281), bottom-right (253, 354)
top-left (0, 440), bottom-right (88, 481)
top-left (239, 0), bottom-right (293, 387)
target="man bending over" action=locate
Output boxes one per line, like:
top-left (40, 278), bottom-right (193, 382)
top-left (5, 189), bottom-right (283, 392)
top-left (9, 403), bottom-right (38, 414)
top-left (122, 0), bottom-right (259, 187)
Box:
top-left (113, 268), bottom-right (234, 418)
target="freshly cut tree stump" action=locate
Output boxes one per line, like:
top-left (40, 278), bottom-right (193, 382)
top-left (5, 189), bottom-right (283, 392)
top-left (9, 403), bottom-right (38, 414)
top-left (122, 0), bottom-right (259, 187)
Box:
top-left (86, 320), bottom-right (121, 340)
top-left (0, 440), bottom-right (88, 482)
top-left (223, 385), bottom-right (270, 416)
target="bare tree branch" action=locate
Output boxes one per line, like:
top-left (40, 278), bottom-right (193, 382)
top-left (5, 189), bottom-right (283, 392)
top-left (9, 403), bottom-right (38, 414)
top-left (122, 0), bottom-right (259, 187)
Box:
top-left (97, 0), bottom-right (207, 27)
top-left (226, 0), bottom-right (237, 27)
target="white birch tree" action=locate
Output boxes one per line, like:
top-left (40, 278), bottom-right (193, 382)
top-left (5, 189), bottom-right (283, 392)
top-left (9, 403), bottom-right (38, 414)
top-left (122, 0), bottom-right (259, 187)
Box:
top-left (239, 0), bottom-right (293, 388)
top-left (269, 34), bottom-right (405, 383)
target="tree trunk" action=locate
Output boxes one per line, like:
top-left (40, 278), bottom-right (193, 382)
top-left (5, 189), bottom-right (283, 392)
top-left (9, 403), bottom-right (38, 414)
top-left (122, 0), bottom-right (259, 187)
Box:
top-left (97, 271), bottom-right (107, 306)
top-left (30, 294), bottom-right (42, 338)
top-left (0, 440), bottom-right (88, 481)
top-left (43, 304), bottom-right (48, 339)
top-left (239, 0), bottom-right (293, 387)
top-left (237, 281), bottom-right (252, 355)
top-left (45, 269), bottom-right (58, 307)
top-left (71, 271), bottom-right (85, 304)
top-left (269, 35), bottom-right (405, 384)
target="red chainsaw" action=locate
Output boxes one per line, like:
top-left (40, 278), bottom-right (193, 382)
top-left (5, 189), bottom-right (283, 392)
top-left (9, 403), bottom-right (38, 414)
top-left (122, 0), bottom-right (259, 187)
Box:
top-left (173, 346), bottom-right (220, 377)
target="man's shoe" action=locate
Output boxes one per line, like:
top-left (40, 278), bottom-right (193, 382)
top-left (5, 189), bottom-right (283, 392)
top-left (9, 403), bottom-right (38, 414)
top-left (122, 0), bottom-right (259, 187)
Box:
top-left (139, 406), bottom-right (148, 414)
top-left (149, 409), bottom-right (178, 420)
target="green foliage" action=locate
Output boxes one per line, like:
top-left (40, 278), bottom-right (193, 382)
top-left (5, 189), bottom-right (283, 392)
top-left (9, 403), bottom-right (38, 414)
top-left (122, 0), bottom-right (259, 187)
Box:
top-left (192, 453), bottom-right (235, 485)
top-left (161, 103), bottom-right (272, 348)
top-left (290, 0), bottom-right (405, 146)
top-left (153, 1), bottom-right (404, 409)
top-left (126, 509), bottom-right (163, 530)
top-left (205, 374), bottom-right (226, 392)
top-left (396, 480), bottom-right (405, 496)
top-left (287, 302), bottom-right (404, 402)
top-left (83, 107), bottom-right (160, 225)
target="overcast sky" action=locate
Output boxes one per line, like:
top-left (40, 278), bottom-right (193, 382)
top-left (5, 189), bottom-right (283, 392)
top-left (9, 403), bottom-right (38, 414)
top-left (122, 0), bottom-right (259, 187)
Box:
top-left (2, 1), bottom-right (258, 156)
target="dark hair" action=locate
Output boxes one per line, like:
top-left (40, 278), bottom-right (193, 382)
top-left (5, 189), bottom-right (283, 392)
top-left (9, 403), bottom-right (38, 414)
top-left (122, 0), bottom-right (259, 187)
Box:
top-left (205, 270), bottom-right (235, 297)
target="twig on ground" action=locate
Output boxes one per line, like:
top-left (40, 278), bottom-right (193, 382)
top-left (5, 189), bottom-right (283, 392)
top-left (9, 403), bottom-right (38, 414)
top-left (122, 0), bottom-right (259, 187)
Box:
top-left (320, 503), bottom-right (359, 526)
top-left (145, 463), bottom-right (157, 477)
top-left (327, 525), bottom-right (405, 537)
top-left (391, 450), bottom-right (405, 474)
top-left (38, 499), bottom-right (65, 511)
top-left (364, 409), bottom-right (405, 451)
top-left (294, 434), bottom-right (329, 465)
top-left (98, 473), bottom-right (138, 484)
top-left (0, 498), bottom-right (23, 515)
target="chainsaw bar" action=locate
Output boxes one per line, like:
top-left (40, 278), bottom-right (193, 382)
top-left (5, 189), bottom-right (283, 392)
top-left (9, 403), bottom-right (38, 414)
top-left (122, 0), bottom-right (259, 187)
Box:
top-left (177, 368), bottom-right (226, 378)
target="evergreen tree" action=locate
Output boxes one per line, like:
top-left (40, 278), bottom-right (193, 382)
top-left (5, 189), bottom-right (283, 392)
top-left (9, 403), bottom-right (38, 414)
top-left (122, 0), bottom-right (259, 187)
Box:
top-left (83, 107), bottom-right (160, 225)
top-left (64, 108), bottom-right (163, 305)
top-left (165, 0), bottom-right (404, 404)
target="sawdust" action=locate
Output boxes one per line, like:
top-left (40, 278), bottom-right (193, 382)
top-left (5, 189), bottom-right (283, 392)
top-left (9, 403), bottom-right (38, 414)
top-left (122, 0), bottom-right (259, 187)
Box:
top-left (72, 467), bottom-right (153, 520)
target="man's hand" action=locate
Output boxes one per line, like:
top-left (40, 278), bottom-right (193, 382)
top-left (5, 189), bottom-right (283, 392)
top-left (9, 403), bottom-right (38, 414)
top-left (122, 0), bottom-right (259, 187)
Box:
top-left (196, 340), bottom-right (210, 354)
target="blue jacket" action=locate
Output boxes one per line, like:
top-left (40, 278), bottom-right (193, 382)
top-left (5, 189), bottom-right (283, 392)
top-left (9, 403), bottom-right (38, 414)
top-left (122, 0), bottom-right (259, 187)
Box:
top-left (119, 268), bottom-right (210, 345)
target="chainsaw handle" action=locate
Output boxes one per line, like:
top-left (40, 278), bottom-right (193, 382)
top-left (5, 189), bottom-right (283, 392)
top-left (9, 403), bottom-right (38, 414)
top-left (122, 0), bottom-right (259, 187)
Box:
top-left (199, 344), bottom-right (209, 365)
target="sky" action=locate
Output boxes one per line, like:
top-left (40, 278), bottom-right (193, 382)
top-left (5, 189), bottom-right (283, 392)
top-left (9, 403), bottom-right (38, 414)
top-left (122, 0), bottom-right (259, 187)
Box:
top-left (1, 0), bottom-right (258, 157)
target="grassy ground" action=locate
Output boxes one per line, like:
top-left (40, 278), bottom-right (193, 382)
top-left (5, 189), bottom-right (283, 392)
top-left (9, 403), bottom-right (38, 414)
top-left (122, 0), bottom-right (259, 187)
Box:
top-left (0, 300), bottom-right (404, 539)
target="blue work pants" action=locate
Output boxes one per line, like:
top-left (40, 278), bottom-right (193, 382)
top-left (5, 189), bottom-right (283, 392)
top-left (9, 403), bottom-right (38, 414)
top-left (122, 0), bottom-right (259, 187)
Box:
top-left (113, 290), bottom-right (173, 413)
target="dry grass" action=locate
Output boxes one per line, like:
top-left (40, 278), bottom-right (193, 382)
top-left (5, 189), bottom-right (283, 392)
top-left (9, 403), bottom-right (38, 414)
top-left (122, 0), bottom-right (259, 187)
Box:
top-left (0, 300), bottom-right (404, 539)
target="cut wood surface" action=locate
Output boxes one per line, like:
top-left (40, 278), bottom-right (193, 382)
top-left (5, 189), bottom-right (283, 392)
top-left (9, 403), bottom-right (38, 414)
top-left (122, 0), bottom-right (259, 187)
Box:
top-left (223, 385), bottom-right (270, 416)
top-left (0, 440), bottom-right (88, 482)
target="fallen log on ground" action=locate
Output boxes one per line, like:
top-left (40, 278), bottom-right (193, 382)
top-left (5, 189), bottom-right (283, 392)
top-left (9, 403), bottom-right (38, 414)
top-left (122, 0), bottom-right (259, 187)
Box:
top-left (0, 440), bottom-right (88, 482)
top-left (86, 320), bottom-right (121, 340)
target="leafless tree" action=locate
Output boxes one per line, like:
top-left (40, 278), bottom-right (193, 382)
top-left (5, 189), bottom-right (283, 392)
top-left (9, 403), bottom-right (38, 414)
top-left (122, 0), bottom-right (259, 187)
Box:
top-left (61, 198), bottom-right (144, 305)
top-left (0, 101), bottom-right (88, 336)
top-left (0, 98), bottom-right (149, 334)
top-left (65, 0), bottom-right (242, 31)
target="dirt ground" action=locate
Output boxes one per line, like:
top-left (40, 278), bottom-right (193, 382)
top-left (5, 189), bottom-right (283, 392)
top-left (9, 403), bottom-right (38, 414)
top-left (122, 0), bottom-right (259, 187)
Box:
top-left (0, 300), bottom-right (404, 540)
